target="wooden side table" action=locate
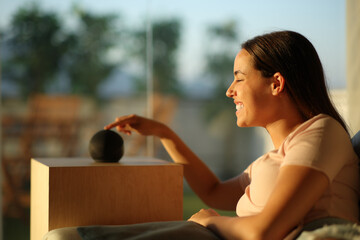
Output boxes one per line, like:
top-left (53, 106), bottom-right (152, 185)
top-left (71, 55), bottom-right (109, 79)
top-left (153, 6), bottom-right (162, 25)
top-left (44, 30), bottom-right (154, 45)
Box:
top-left (30, 157), bottom-right (183, 240)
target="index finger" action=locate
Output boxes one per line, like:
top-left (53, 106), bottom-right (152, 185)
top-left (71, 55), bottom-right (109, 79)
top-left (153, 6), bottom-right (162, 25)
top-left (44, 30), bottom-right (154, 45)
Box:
top-left (104, 121), bottom-right (120, 130)
top-left (104, 115), bottom-right (136, 130)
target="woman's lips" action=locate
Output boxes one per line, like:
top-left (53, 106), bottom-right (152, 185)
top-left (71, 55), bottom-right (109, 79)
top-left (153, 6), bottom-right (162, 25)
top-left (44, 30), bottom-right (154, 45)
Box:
top-left (234, 101), bottom-right (244, 111)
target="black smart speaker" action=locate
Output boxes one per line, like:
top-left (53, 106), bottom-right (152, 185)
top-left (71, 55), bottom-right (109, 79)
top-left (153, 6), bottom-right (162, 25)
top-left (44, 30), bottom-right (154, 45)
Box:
top-left (89, 130), bottom-right (124, 162)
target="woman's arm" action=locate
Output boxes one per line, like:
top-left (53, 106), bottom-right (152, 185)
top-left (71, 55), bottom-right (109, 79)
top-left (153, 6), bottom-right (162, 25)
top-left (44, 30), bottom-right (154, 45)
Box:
top-left (189, 165), bottom-right (329, 240)
top-left (104, 114), bottom-right (244, 210)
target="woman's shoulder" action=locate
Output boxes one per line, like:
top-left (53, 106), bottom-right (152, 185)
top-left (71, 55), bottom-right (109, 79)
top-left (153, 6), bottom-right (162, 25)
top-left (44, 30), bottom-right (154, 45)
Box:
top-left (284, 113), bottom-right (353, 158)
top-left (291, 114), bottom-right (348, 139)
top-left (282, 114), bottom-right (357, 181)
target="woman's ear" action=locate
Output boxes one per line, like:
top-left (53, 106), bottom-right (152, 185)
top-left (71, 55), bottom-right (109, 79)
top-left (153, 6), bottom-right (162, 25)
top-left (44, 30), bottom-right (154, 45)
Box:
top-left (271, 72), bottom-right (286, 96)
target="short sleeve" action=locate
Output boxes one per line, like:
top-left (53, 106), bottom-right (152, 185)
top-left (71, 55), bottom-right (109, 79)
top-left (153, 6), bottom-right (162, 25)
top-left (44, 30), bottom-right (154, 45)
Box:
top-left (281, 116), bottom-right (354, 182)
top-left (238, 163), bottom-right (252, 191)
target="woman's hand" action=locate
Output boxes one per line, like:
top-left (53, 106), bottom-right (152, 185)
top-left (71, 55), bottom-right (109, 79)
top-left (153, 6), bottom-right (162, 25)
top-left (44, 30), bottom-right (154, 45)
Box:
top-left (188, 209), bottom-right (220, 227)
top-left (104, 114), bottom-right (166, 137)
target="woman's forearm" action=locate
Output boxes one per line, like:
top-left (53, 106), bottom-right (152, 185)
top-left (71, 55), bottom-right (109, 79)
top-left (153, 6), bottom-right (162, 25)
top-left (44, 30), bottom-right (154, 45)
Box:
top-left (196, 214), bottom-right (283, 240)
top-left (193, 214), bottom-right (265, 240)
top-left (158, 125), bottom-right (221, 204)
top-left (104, 115), bottom-right (241, 210)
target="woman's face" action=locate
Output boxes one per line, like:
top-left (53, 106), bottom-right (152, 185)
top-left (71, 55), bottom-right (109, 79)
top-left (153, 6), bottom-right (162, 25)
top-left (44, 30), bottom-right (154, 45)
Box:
top-left (226, 49), bottom-right (275, 127)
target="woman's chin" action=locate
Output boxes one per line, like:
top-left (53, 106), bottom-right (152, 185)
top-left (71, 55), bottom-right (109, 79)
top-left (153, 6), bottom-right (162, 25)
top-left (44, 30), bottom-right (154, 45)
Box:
top-left (236, 120), bottom-right (247, 127)
top-left (236, 116), bottom-right (254, 128)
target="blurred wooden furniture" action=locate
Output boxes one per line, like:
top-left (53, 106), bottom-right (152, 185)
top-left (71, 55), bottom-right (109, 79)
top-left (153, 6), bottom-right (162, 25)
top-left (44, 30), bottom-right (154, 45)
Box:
top-left (2, 95), bottom-right (82, 219)
top-left (30, 157), bottom-right (183, 240)
top-left (22, 94), bottom-right (81, 157)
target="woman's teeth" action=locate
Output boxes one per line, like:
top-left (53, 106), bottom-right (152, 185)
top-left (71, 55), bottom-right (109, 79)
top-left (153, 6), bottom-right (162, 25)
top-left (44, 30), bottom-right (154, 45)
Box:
top-left (236, 104), bottom-right (244, 110)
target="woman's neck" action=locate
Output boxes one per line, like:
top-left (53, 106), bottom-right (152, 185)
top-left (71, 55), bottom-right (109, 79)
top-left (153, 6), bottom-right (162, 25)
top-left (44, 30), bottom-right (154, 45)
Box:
top-left (266, 119), bottom-right (303, 149)
top-left (265, 103), bottom-right (306, 149)
top-left (264, 91), bottom-right (307, 149)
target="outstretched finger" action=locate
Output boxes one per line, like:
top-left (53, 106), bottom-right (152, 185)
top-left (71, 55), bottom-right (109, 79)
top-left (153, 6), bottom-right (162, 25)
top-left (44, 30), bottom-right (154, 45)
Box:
top-left (104, 121), bottom-right (120, 130)
top-left (104, 115), bottom-right (136, 130)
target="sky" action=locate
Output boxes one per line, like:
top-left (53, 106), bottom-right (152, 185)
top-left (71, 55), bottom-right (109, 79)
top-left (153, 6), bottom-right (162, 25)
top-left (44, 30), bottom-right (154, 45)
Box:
top-left (0, 0), bottom-right (347, 90)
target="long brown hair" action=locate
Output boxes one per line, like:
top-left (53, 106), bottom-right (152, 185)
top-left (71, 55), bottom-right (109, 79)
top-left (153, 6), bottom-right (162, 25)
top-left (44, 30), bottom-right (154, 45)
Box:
top-left (242, 30), bottom-right (348, 133)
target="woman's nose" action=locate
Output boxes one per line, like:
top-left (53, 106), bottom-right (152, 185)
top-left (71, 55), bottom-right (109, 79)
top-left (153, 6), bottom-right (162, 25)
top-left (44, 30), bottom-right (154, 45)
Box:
top-left (226, 84), bottom-right (236, 98)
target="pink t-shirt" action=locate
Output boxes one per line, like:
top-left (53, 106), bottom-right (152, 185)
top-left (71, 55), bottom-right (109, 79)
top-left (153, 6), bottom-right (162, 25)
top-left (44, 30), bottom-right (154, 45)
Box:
top-left (236, 114), bottom-right (359, 223)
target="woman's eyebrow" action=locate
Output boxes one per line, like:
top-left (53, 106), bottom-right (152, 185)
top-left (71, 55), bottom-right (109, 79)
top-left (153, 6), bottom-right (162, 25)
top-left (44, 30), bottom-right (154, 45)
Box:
top-left (234, 70), bottom-right (246, 76)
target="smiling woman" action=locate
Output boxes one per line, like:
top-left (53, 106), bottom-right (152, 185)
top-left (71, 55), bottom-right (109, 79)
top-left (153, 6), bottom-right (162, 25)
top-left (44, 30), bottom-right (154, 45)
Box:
top-left (89, 30), bottom-right (358, 240)
top-left (45, 30), bottom-right (357, 240)
top-left (42, 30), bottom-right (358, 240)
top-left (0, 1), bottom-right (351, 239)
top-left (226, 49), bottom-right (280, 129)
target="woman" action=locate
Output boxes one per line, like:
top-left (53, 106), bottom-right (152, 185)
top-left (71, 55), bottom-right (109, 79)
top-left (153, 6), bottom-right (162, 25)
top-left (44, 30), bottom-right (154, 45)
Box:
top-left (104, 31), bottom-right (359, 239)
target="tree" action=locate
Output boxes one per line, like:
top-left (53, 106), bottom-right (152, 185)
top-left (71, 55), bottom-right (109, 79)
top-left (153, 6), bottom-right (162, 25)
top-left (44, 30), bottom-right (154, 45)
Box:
top-left (131, 19), bottom-right (182, 96)
top-left (2, 3), bottom-right (72, 99)
top-left (65, 8), bottom-right (120, 99)
top-left (203, 20), bottom-right (252, 179)
top-left (203, 20), bottom-right (240, 119)
top-left (2, 4), bottom-right (121, 100)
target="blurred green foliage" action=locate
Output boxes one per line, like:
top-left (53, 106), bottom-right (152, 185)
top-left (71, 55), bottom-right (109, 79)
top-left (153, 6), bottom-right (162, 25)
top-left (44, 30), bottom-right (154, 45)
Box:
top-left (203, 20), bottom-right (240, 120)
top-left (130, 19), bottom-right (183, 96)
top-left (2, 3), bottom-right (120, 100)
top-left (2, 4), bottom-right (72, 99)
top-left (1, 3), bottom-right (182, 100)
top-left (65, 8), bottom-right (119, 98)
top-left (202, 20), bottom-right (245, 179)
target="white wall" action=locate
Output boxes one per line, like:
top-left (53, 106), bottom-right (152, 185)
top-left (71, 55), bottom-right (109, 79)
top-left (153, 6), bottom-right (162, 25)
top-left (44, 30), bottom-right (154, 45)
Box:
top-left (347, 0), bottom-right (360, 134)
